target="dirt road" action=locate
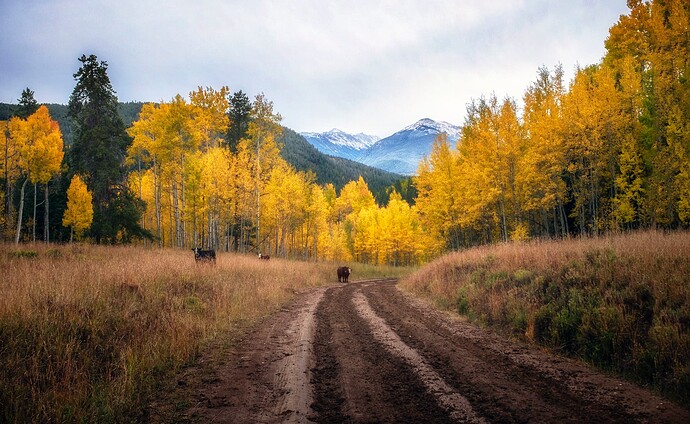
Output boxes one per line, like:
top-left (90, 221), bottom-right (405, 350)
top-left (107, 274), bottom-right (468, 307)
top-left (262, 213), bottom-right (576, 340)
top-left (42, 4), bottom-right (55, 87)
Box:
top-left (166, 279), bottom-right (690, 423)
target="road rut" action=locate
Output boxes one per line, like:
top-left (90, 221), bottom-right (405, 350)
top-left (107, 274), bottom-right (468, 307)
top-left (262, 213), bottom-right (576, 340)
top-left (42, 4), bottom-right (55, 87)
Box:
top-left (168, 279), bottom-right (690, 423)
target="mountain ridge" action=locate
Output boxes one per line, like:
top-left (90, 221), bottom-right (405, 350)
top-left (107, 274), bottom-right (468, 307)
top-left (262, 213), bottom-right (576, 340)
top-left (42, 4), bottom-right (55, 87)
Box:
top-left (302, 118), bottom-right (461, 176)
top-left (300, 129), bottom-right (380, 160)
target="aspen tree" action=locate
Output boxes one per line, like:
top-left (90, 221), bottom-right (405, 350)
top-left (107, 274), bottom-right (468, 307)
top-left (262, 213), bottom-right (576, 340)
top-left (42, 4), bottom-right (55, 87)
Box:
top-left (521, 65), bottom-right (567, 237)
top-left (63, 175), bottom-right (93, 241)
top-left (247, 93), bottom-right (282, 253)
top-left (414, 133), bottom-right (462, 249)
top-left (8, 106), bottom-right (63, 243)
top-left (1, 120), bottom-right (19, 237)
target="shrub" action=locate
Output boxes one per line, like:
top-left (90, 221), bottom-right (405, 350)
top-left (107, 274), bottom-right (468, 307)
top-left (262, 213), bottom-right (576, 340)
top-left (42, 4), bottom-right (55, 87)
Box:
top-left (399, 230), bottom-right (690, 404)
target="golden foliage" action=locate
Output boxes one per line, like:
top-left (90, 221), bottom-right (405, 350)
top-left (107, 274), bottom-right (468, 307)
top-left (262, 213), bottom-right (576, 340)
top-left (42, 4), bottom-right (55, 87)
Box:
top-left (63, 175), bottom-right (93, 239)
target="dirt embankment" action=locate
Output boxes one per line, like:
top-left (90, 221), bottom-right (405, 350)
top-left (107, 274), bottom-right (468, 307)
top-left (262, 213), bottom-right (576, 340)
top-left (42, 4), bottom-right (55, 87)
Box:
top-left (154, 279), bottom-right (690, 423)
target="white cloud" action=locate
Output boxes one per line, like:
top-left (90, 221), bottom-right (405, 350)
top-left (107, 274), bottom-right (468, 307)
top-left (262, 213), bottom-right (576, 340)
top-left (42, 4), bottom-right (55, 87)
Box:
top-left (0, 0), bottom-right (629, 135)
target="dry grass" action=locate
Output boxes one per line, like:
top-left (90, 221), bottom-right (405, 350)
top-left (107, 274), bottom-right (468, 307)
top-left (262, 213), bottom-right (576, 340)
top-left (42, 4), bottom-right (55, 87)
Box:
top-left (0, 244), bottom-right (344, 423)
top-left (399, 230), bottom-right (690, 404)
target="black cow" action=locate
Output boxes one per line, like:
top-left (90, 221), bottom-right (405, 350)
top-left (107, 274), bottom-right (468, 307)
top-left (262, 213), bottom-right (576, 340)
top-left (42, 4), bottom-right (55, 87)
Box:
top-left (337, 266), bottom-right (351, 283)
top-left (258, 253), bottom-right (270, 260)
top-left (192, 247), bottom-right (216, 264)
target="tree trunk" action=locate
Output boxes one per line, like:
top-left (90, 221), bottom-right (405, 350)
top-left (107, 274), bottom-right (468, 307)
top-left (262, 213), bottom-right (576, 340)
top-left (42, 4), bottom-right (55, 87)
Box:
top-left (15, 178), bottom-right (28, 244)
top-left (173, 181), bottom-right (181, 247)
top-left (3, 129), bottom-right (10, 231)
top-left (499, 196), bottom-right (508, 243)
top-left (153, 160), bottom-right (162, 247)
top-left (44, 183), bottom-right (50, 243)
top-left (33, 182), bottom-right (37, 242)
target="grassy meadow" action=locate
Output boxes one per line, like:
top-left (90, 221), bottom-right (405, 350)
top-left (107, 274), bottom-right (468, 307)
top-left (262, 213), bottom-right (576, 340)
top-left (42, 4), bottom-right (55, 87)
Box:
top-left (400, 230), bottom-right (690, 404)
top-left (0, 244), bottom-right (402, 423)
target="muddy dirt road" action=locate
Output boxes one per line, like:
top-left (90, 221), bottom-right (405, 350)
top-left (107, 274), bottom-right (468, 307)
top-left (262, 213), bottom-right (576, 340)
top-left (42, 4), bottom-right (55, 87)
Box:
top-left (166, 279), bottom-right (690, 423)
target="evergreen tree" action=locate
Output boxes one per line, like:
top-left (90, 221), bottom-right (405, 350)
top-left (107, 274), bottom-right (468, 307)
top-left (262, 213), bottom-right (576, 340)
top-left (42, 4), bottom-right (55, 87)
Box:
top-left (68, 54), bottom-right (150, 243)
top-left (15, 88), bottom-right (39, 119)
top-left (226, 90), bottom-right (252, 152)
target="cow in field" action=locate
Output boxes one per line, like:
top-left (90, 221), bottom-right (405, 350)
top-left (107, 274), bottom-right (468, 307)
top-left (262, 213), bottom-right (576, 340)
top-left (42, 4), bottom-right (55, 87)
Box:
top-left (258, 253), bottom-right (270, 260)
top-left (337, 266), bottom-right (351, 283)
top-left (192, 247), bottom-right (216, 264)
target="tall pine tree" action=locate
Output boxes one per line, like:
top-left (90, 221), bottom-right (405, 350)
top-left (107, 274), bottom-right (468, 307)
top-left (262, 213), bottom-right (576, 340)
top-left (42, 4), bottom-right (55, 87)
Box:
top-left (68, 54), bottom-right (150, 243)
top-left (226, 90), bottom-right (252, 152)
top-left (15, 88), bottom-right (39, 119)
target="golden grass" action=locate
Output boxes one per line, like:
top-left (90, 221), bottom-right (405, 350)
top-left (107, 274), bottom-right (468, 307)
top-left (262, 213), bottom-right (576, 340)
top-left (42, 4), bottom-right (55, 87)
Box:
top-left (399, 230), bottom-right (690, 403)
top-left (0, 244), bottom-right (345, 422)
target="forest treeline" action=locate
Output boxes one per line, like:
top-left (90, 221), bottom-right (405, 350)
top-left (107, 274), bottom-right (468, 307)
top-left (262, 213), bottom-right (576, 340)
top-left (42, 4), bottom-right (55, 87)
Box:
top-left (2, 0), bottom-right (689, 263)
top-left (417, 0), bottom-right (690, 249)
top-left (1, 57), bottom-right (427, 264)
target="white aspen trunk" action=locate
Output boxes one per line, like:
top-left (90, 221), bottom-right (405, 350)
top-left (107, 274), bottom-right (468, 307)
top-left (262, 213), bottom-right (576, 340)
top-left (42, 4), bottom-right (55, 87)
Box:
top-left (15, 178), bottom-right (28, 244)
top-left (173, 179), bottom-right (184, 248)
top-left (154, 159), bottom-right (162, 247)
top-left (180, 161), bottom-right (186, 247)
top-left (256, 132), bottom-right (261, 254)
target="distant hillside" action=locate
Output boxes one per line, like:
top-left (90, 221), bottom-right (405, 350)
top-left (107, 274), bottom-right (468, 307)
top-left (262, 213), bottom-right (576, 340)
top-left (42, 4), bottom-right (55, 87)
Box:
top-left (1, 101), bottom-right (145, 146)
top-left (279, 127), bottom-right (415, 205)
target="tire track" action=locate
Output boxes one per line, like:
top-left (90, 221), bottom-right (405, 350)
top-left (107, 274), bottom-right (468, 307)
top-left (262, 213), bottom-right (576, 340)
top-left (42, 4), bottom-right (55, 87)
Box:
top-left (166, 279), bottom-right (690, 424)
top-left (311, 282), bottom-right (456, 423)
top-left (351, 288), bottom-right (487, 423)
top-left (169, 287), bottom-right (327, 424)
top-left (261, 286), bottom-right (322, 423)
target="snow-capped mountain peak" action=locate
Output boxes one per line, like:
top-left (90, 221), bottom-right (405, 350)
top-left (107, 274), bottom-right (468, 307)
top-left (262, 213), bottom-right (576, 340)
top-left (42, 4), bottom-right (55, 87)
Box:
top-left (401, 118), bottom-right (461, 139)
top-left (301, 118), bottom-right (460, 175)
top-left (300, 129), bottom-right (380, 161)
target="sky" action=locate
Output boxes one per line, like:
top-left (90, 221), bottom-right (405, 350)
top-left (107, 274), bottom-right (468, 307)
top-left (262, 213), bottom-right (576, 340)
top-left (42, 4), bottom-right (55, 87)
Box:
top-left (0, 0), bottom-right (630, 138)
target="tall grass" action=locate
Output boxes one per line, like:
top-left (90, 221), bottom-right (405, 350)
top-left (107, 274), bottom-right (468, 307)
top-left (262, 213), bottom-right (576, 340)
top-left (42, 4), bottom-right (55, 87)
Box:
top-left (399, 231), bottom-right (690, 404)
top-left (0, 244), bottom-right (340, 423)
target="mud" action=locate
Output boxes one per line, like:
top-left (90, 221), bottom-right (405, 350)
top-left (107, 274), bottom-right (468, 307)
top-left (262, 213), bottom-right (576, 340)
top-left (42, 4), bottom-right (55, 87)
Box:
top-left (157, 279), bottom-right (690, 423)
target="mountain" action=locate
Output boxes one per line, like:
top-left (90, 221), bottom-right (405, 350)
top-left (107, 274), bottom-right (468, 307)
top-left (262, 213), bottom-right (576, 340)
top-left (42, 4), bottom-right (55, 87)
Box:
top-left (280, 127), bottom-right (415, 205)
top-left (300, 129), bottom-right (379, 161)
top-left (300, 119), bottom-right (461, 176)
top-left (355, 118), bottom-right (461, 176)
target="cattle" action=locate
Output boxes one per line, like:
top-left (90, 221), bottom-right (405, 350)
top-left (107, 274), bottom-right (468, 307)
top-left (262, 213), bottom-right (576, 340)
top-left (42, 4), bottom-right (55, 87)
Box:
top-left (192, 247), bottom-right (216, 264)
top-left (258, 253), bottom-right (270, 260)
top-left (337, 266), bottom-right (351, 283)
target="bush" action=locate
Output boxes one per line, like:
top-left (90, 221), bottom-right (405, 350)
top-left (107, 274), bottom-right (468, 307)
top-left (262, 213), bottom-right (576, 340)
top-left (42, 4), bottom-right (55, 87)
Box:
top-left (9, 249), bottom-right (38, 259)
top-left (399, 231), bottom-right (690, 404)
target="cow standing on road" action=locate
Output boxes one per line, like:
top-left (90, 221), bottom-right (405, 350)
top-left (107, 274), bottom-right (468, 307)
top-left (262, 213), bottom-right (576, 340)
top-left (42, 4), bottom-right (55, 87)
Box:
top-left (337, 266), bottom-right (351, 283)
top-left (192, 247), bottom-right (216, 264)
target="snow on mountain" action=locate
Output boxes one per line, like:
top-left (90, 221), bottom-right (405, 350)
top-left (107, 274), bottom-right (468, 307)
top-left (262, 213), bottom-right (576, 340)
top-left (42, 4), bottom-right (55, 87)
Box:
top-left (300, 129), bottom-right (380, 161)
top-left (402, 118), bottom-right (461, 140)
top-left (356, 118), bottom-right (461, 176)
top-left (301, 118), bottom-right (460, 176)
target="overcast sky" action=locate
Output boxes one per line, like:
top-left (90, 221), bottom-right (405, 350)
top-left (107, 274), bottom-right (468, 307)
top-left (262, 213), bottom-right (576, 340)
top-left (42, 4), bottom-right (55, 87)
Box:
top-left (1, 0), bottom-right (629, 137)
